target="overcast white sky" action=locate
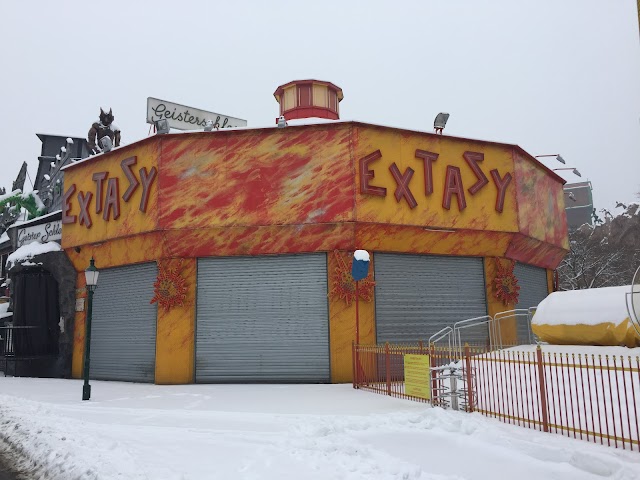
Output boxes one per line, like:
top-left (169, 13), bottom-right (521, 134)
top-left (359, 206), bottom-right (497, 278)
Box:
top-left (1, 0), bottom-right (638, 211)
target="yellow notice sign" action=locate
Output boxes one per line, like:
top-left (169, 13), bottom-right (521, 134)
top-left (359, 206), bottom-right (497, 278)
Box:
top-left (404, 354), bottom-right (431, 400)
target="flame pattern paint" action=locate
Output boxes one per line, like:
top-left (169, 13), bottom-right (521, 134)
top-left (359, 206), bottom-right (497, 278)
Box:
top-left (514, 152), bottom-right (569, 250)
top-left (158, 127), bottom-right (355, 230)
top-left (62, 122), bottom-right (569, 384)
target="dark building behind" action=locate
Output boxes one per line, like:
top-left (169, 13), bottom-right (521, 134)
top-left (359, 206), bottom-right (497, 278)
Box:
top-left (564, 181), bottom-right (593, 230)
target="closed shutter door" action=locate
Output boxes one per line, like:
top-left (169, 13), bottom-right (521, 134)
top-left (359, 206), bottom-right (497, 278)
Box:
top-left (515, 264), bottom-right (549, 310)
top-left (196, 254), bottom-right (330, 383)
top-left (375, 254), bottom-right (487, 344)
top-left (90, 263), bottom-right (157, 382)
top-left (514, 263), bottom-right (548, 342)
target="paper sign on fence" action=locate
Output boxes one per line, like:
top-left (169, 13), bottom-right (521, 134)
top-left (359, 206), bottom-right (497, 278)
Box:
top-left (404, 354), bottom-right (431, 400)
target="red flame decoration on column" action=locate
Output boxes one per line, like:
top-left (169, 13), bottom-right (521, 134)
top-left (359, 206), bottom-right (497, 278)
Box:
top-left (494, 258), bottom-right (520, 306)
top-left (150, 260), bottom-right (188, 310)
top-left (329, 250), bottom-right (376, 306)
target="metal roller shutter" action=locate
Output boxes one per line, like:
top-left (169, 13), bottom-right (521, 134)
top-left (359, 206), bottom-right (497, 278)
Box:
top-left (515, 263), bottom-right (549, 311)
top-left (196, 254), bottom-right (330, 383)
top-left (374, 253), bottom-right (487, 344)
top-left (514, 263), bottom-right (549, 342)
top-left (90, 262), bottom-right (158, 382)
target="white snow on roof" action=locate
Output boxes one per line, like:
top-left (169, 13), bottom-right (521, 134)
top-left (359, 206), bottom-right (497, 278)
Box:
top-left (285, 117), bottom-right (338, 126)
top-left (0, 231), bottom-right (9, 245)
top-left (0, 189), bottom-right (22, 203)
top-left (532, 285), bottom-right (632, 326)
top-left (6, 241), bottom-right (62, 268)
top-left (354, 250), bottom-right (370, 261)
top-left (8, 210), bottom-right (61, 229)
top-left (0, 302), bottom-right (11, 319)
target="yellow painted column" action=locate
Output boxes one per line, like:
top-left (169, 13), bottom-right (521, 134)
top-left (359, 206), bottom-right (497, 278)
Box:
top-left (546, 269), bottom-right (555, 294)
top-left (484, 257), bottom-right (517, 345)
top-left (71, 272), bottom-right (86, 379)
top-left (328, 251), bottom-right (376, 383)
top-left (155, 258), bottom-right (196, 384)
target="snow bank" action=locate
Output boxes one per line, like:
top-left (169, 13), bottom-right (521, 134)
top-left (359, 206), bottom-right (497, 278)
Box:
top-left (6, 241), bottom-right (62, 269)
top-left (0, 381), bottom-right (639, 480)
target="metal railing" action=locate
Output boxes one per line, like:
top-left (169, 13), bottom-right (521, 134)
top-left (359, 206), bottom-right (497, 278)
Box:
top-left (353, 341), bottom-right (640, 451)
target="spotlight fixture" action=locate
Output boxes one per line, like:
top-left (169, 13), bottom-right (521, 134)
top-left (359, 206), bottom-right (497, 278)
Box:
top-left (277, 116), bottom-right (288, 128)
top-left (433, 113), bottom-right (449, 134)
top-left (155, 119), bottom-right (170, 134)
top-left (535, 154), bottom-right (565, 164)
top-left (553, 167), bottom-right (582, 178)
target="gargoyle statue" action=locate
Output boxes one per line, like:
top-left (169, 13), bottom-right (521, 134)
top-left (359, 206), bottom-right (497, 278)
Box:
top-left (88, 108), bottom-right (121, 154)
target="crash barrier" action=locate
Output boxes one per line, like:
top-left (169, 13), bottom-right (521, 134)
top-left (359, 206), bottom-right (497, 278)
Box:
top-left (353, 341), bottom-right (640, 451)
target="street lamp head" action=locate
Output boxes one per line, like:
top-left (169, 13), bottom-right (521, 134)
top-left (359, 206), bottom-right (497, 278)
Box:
top-left (572, 168), bottom-right (581, 177)
top-left (556, 155), bottom-right (566, 164)
top-left (85, 257), bottom-right (99, 291)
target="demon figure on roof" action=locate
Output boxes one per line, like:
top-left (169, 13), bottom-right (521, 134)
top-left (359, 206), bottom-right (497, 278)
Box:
top-left (88, 108), bottom-right (121, 154)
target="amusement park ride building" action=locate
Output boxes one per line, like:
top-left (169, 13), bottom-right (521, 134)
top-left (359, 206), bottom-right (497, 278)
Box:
top-left (60, 81), bottom-right (568, 385)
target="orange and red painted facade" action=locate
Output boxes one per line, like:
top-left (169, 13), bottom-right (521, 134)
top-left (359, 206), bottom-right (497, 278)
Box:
top-left (62, 121), bottom-right (568, 384)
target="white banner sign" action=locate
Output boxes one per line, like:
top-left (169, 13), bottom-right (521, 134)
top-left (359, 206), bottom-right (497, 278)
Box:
top-left (17, 220), bottom-right (62, 248)
top-left (146, 97), bottom-right (247, 131)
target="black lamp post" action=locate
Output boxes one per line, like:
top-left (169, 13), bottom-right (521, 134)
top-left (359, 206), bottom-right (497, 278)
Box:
top-left (82, 258), bottom-right (99, 401)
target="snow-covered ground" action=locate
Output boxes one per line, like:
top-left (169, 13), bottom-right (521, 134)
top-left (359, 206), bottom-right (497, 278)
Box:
top-left (1, 379), bottom-right (639, 479)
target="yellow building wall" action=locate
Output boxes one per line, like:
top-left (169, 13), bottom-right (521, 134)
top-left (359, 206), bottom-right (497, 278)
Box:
top-left (484, 257), bottom-right (517, 345)
top-left (328, 251), bottom-right (376, 383)
top-left (62, 141), bottom-right (160, 249)
top-left (547, 269), bottom-right (554, 294)
top-left (63, 123), bottom-right (568, 384)
top-left (67, 233), bottom-right (195, 383)
top-left (353, 126), bottom-right (519, 232)
top-left (155, 258), bottom-right (196, 384)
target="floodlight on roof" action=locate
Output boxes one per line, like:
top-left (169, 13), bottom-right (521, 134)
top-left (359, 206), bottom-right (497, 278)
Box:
top-left (155, 119), bottom-right (170, 135)
top-left (433, 113), bottom-right (449, 134)
top-left (553, 167), bottom-right (582, 178)
top-left (535, 154), bottom-right (565, 164)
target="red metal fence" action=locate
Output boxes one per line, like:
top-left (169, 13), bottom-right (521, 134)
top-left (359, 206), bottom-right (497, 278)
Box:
top-left (353, 342), bottom-right (640, 451)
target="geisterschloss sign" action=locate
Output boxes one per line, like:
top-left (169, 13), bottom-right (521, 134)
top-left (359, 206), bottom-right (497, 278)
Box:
top-left (17, 220), bottom-right (62, 248)
top-left (146, 97), bottom-right (247, 131)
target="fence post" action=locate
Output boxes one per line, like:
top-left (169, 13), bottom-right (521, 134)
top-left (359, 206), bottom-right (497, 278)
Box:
top-left (536, 345), bottom-right (550, 432)
top-left (352, 341), bottom-right (357, 389)
top-left (430, 342), bottom-right (437, 405)
top-left (385, 342), bottom-right (391, 396)
top-left (464, 343), bottom-right (474, 412)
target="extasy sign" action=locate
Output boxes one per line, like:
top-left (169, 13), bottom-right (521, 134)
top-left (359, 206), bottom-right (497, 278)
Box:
top-left (359, 149), bottom-right (512, 213)
top-left (62, 156), bottom-right (157, 228)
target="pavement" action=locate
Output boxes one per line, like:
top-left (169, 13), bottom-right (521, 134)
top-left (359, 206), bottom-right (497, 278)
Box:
top-left (0, 453), bottom-right (19, 480)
